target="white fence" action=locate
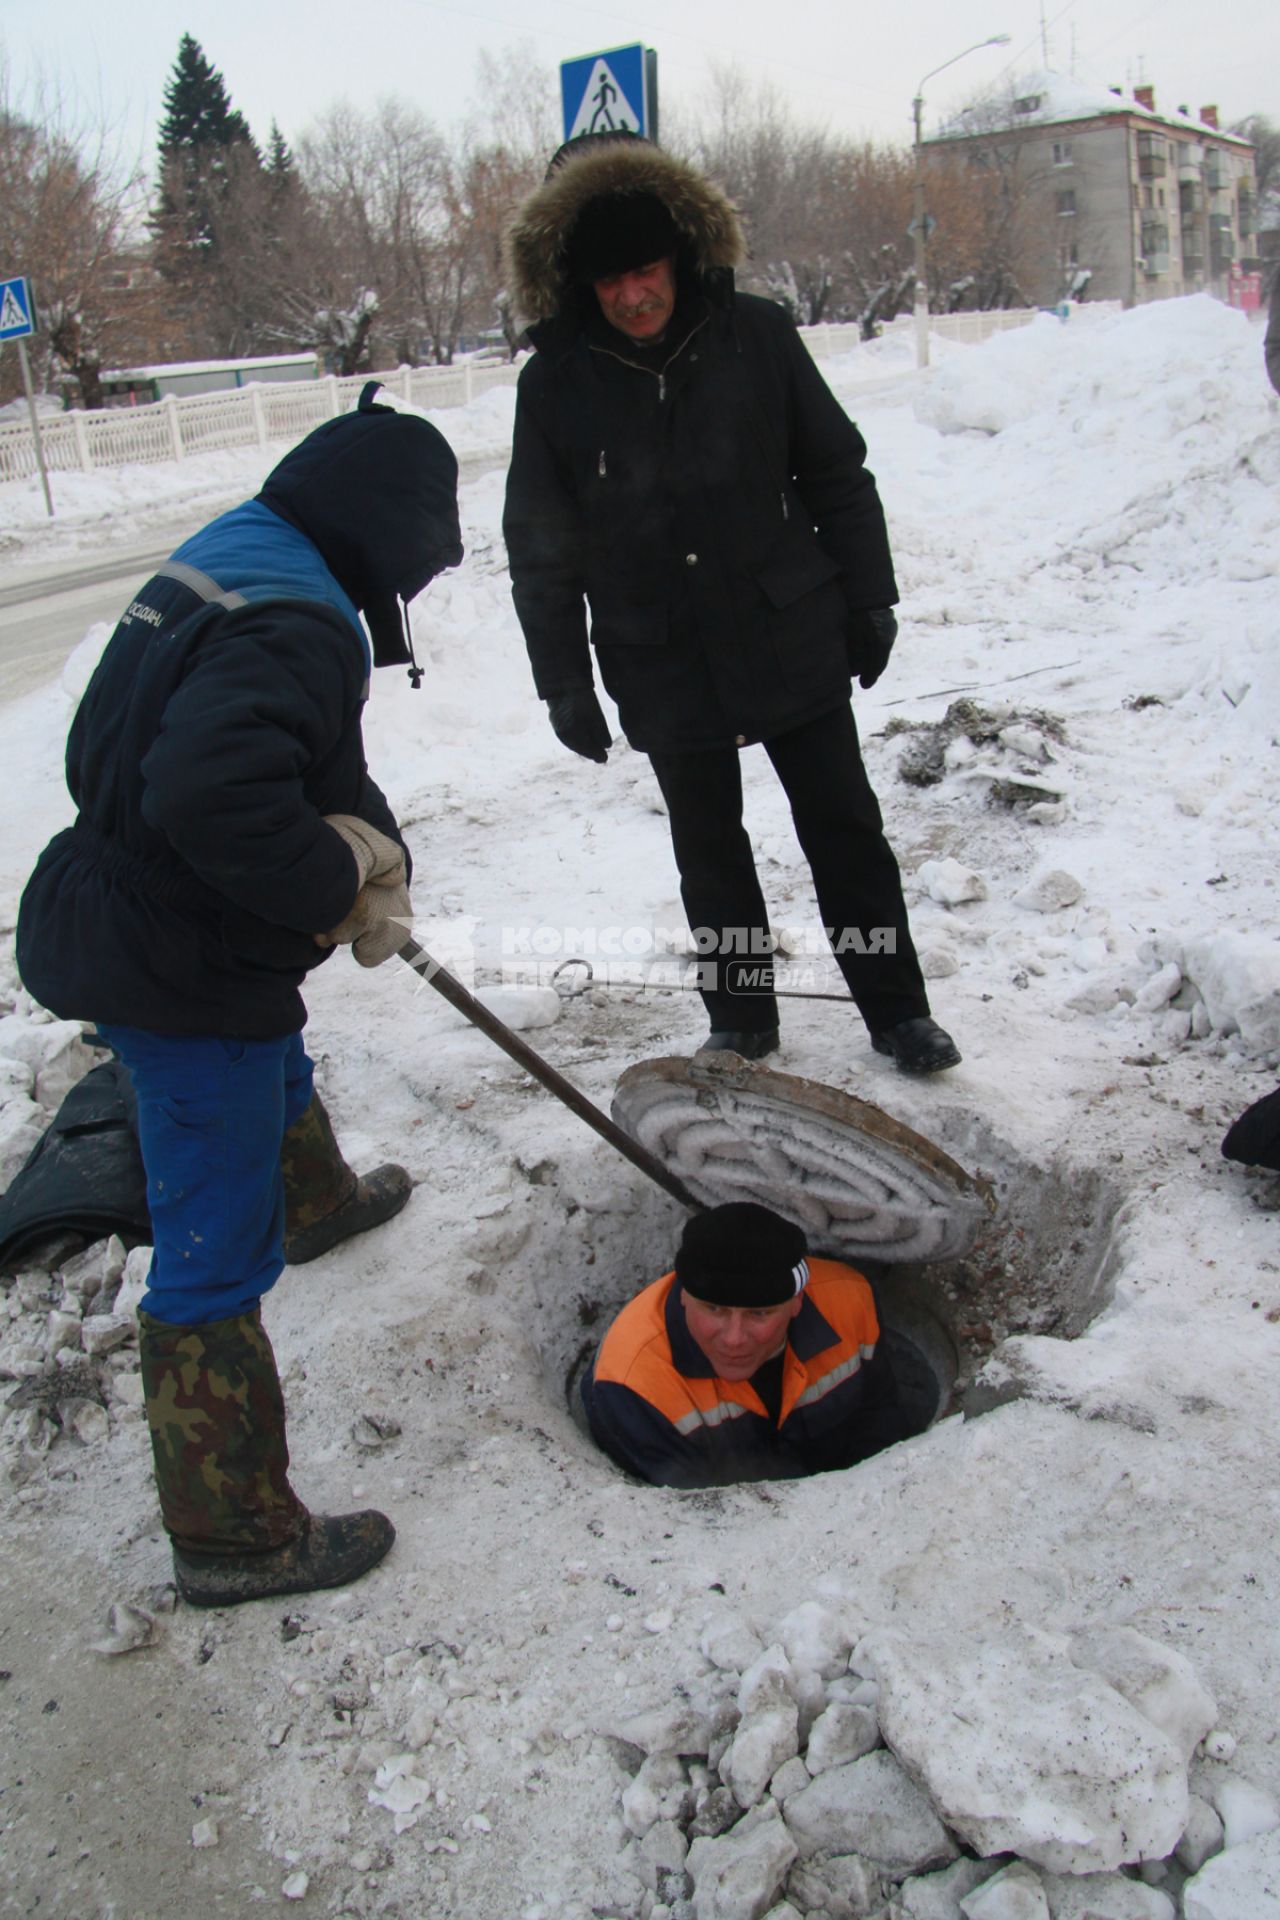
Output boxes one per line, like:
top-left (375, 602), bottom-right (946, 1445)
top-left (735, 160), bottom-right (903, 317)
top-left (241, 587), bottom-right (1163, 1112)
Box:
top-left (0, 360), bottom-right (522, 487)
top-left (0, 306), bottom-right (1121, 486)
top-left (801, 302), bottom-right (1123, 360)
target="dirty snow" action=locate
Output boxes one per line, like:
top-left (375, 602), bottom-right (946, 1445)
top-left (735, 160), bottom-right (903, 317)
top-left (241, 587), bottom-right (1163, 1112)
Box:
top-left (1, 294), bottom-right (1279, 1918)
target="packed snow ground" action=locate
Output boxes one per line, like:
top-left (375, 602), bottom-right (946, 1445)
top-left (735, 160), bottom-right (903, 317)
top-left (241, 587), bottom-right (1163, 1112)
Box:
top-left (1, 296), bottom-right (1279, 1919)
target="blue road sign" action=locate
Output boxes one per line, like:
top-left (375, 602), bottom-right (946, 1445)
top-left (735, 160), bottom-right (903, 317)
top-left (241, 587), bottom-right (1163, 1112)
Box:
top-left (561, 44), bottom-right (650, 142)
top-left (0, 276), bottom-right (35, 342)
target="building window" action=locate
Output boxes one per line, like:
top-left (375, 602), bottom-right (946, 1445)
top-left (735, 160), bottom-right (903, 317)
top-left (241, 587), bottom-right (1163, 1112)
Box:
top-left (1057, 190), bottom-right (1077, 216)
top-left (1141, 221), bottom-right (1170, 271)
top-left (1013, 94), bottom-right (1042, 114)
top-left (1052, 140), bottom-right (1073, 166)
top-left (1137, 132), bottom-right (1168, 178)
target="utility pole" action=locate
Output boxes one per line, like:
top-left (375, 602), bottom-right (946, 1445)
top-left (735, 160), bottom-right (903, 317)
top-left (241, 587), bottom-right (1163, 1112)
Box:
top-left (911, 36), bottom-right (1012, 370)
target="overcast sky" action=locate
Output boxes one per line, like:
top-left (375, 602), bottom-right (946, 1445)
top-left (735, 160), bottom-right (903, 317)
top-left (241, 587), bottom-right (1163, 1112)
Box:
top-left (5, 0), bottom-right (1278, 175)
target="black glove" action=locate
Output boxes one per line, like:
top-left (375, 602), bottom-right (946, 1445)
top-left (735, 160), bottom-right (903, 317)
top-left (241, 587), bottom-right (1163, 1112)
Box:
top-left (848, 608), bottom-right (899, 690)
top-left (546, 689), bottom-right (611, 763)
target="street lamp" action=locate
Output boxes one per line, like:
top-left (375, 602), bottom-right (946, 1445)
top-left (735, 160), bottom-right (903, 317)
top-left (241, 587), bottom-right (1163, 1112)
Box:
top-left (912, 33), bottom-right (1012, 368)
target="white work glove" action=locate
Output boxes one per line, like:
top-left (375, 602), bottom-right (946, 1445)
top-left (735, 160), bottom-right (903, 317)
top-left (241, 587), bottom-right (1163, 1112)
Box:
top-left (316, 813), bottom-right (412, 968)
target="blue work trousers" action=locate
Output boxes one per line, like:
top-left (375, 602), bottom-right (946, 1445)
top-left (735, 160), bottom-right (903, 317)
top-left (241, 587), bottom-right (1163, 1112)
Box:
top-left (99, 1026), bottom-right (314, 1327)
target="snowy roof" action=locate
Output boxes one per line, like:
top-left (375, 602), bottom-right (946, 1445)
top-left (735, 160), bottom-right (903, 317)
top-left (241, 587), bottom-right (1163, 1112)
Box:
top-left (931, 69), bottom-right (1254, 147)
top-left (100, 352), bottom-right (317, 381)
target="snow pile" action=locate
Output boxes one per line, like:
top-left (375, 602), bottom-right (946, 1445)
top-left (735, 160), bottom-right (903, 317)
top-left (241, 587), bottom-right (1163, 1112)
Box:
top-left (595, 1597), bottom-right (1276, 1920)
top-left (913, 298), bottom-right (1255, 447)
top-left (1, 1233), bottom-right (144, 1457)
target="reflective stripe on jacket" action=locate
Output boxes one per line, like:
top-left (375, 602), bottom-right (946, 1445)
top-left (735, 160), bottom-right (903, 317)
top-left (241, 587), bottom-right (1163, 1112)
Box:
top-left (581, 1258), bottom-right (906, 1487)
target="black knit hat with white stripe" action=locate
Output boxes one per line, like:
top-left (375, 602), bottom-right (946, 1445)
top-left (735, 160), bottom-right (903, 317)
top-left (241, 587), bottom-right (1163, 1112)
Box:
top-left (675, 1203), bottom-right (809, 1308)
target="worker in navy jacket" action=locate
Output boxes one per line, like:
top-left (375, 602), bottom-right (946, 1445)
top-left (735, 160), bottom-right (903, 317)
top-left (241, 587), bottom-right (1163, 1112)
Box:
top-left (581, 1202), bottom-right (907, 1487)
top-left (16, 385), bottom-right (462, 1607)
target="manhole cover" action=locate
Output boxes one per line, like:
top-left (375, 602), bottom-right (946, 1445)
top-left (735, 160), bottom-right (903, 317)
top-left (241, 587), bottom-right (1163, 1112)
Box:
top-left (612, 1054), bottom-right (993, 1263)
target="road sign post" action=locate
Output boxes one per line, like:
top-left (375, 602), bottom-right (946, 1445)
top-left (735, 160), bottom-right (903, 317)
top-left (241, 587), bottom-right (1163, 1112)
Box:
top-left (560, 44), bottom-right (657, 144)
top-left (1, 277), bottom-right (54, 519)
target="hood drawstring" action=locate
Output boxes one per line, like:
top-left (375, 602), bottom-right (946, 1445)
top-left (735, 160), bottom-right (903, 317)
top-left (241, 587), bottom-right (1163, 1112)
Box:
top-left (404, 601), bottom-right (423, 689)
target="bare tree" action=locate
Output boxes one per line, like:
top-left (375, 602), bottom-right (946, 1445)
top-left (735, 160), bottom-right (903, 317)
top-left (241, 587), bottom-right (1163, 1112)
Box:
top-left (1231, 113), bottom-right (1280, 212)
top-left (0, 64), bottom-right (159, 408)
top-left (457, 48), bottom-right (559, 355)
top-left (831, 142), bottom-right (914, 332)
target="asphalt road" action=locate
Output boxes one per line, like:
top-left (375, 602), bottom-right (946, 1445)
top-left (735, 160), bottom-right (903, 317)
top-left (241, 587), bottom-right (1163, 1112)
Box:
top-left (0, 541), bottom-right (183, 708)
top-left (0, 444), bottom-right (509, 711)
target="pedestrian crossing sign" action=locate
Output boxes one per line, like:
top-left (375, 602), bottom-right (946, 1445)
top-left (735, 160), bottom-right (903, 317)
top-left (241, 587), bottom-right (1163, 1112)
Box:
top-left (0, 277), bottom-right (36, 342)
top-left (561, 44), bottom-right (651, 142)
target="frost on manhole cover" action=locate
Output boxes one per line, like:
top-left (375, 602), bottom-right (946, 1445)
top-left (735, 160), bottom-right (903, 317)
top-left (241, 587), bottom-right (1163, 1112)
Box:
top-left (612, 1054), bottom-right (992, 1263)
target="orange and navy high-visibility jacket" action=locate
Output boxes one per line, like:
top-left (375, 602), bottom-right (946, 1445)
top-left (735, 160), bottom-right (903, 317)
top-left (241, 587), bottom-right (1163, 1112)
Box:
top-left (580, 1259), bottom-right (906, 1488)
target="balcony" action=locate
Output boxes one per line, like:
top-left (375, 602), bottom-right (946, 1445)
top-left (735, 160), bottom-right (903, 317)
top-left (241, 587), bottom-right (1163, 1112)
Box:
top-left (1138, 152), bottom-right (1168, 179)
top-left (1204, 155), bottom-right (1226, 190)
top-left (1140, 254), bottom-right (1171, 276)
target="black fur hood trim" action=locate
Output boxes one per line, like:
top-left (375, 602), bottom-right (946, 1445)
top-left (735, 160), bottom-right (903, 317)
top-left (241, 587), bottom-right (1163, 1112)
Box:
top-left (505, 140), bottom-right (746, 323)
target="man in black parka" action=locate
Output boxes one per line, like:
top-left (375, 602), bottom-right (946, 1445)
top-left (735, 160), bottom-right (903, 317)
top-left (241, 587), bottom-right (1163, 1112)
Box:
top-left (16, 385), bottom-right (462, 1606)
top-left (502, 136), bottom-right (959, 1075)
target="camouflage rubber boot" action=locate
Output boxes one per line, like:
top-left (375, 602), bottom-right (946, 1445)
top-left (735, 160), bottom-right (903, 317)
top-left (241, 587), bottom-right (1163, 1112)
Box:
top-left (139, 1308), bottom-right (395, 1607)
top-left (281, 1093), bottom-right (412, 1265)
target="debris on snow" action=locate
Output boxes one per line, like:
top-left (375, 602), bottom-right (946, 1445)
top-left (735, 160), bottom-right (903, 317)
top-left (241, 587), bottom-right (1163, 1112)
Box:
top-left (917, 857), bottom-right (989, 907)
top-left (1012, 868), bottom-right (1084, 914)
top-left (91, 1601), bottom-right (159, 1658)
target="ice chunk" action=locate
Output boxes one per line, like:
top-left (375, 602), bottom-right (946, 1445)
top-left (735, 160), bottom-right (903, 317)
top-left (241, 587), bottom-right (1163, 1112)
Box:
top-left (700, 1611), bottom-right (766, 1675)
top-left (804, 1701), bottom-right (879, 1774)
top-left (1013, 868), bottom-right (1084, 913)
top-left (687, 1806), bottom-right (796, 1920)
top-left (1209, 1773), bottom-right (1280, 1849)
top-left (918, 857), bottom-right (989, 907)
top-left (1067, 1625), bottom-right (1217, 1764)
top-left (472, 986), bottom-right (561, 1031)
top-left (783, 1749), bottom-right (957, 1873)
top-left (866, 1626), bottom-right (1188, 1873)
top-left (1183, 932), bottom-right (1280, 1050)
top-left (959, 1862), bottom-right (1049, 1919)
top-left (1183, 1827), bottom-right (1280, 1920)
top-left (774, 1601), bottom-right (854, 1680)
top-left (722, 1702), bottom-right (799, 1810)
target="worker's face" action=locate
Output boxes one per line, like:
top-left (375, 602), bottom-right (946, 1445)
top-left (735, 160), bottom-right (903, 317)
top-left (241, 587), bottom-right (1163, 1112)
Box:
top-left (681, 1290), bottom-right (802, 1381)
top-left (593, 257), bottom-right (677, 342)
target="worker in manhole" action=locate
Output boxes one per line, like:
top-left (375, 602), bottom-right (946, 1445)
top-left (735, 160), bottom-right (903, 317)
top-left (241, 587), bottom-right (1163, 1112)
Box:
top-left (580, 1202), bottom-right (908, 1486)
top-left (503, 134), bottom-right (960, 1075)
top-left (15, 388), bottom-right (463, 1606)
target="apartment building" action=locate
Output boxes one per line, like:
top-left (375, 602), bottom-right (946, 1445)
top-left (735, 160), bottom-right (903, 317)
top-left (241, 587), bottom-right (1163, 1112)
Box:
top-left (927, 72), bottom-right (1259, 308)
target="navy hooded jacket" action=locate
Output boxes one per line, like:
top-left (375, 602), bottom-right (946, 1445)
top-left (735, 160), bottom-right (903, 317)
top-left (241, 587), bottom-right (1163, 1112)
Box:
top-left (16, 391), bottom-right (462, 1038)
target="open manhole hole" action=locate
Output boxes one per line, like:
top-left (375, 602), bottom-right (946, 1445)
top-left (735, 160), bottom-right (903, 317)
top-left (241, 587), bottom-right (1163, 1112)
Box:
top-left (542, 1053), bottom-right (1126, 1461)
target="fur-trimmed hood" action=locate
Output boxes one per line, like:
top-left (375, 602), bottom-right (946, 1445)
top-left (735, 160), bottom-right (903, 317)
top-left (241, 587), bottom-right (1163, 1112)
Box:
top-left (505, 140), bottom-right (746, 323)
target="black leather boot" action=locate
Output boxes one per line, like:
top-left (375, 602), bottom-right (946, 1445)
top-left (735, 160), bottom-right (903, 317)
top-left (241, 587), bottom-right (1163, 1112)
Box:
top-left (696, 1028), bottom-right (781, 1061)
top-left (870, 1017), bottom-right (961, 1074)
